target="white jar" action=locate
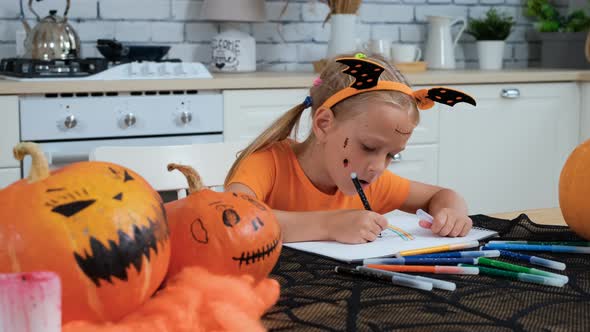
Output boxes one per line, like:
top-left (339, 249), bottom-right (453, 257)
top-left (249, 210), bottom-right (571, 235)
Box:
top-left (211, 28), bottom-right (256, 72)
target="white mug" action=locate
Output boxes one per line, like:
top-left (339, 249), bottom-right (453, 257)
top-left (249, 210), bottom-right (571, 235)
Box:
top-left (391, 44), bottom-right (422, 63)
top-left (364, 39), bottom-right (392, 60)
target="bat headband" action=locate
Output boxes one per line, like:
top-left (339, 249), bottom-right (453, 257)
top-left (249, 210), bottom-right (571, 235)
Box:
top-left (320, 54), bottom-right (476, 110)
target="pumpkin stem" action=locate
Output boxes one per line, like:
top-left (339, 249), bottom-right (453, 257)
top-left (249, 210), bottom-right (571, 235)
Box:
top-left (13, 142), bottom-right (50, 182)
top-left (167, 163), bottom-right (204, 193)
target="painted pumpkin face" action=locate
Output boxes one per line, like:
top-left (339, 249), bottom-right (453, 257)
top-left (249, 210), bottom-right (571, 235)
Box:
top-left (0, 143), bottom-right (170, 323)
top-left (165, 164), bottom-right (282, 282)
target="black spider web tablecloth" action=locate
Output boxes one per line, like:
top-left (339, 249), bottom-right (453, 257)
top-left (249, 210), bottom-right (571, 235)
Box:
top-left (263, 214), bottom-right (590, 332)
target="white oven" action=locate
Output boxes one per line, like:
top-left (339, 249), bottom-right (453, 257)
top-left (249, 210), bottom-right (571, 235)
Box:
top-left (19, 90), bottom-right (224, 177)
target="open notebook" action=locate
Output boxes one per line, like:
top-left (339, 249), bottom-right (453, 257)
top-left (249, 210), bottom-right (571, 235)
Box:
top-left (284, 211), bottom-right (498, 263)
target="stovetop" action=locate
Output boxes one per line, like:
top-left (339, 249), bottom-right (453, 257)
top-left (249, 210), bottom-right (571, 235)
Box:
top-left (0, 57), bottom-right (212, 80)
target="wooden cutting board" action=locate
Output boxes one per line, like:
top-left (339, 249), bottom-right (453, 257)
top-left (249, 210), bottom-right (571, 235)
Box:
top-left (313, 59), bottom-right (427, 73)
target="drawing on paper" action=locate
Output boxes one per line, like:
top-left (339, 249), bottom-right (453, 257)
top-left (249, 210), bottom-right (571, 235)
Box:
top-left (385, 225), bottom-right (414, 241)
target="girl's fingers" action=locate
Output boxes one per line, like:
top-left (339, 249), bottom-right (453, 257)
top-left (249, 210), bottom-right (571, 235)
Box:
top-left (459, 218), bottom-right (473, 236)
top-left (361, 229), bottom-right (377, 242)
top-left (437, 215), bottom-right (455, 237)
top-left (418, 220), bottom-right (432, 229)
top-left (449, 221), bottom-right (464, 237)
top-left (430, 213), bottom-right (446, 233)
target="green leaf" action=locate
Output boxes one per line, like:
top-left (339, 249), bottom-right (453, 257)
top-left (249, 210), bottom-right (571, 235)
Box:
top-left (466, 8), bottom-right (514, 40)
top-left (525, 0), bottom-right (590, 32)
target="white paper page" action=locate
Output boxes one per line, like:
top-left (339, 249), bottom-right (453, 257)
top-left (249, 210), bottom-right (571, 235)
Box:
top-left (284, 211), bottom-right (497, 262)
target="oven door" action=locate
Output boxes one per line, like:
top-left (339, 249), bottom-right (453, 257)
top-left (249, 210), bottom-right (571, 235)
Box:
top-left (22, 134), bottom-right (223, 177)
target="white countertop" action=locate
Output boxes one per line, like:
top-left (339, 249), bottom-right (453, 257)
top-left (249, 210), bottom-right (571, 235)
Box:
top-left (1, 69), bottom-right (589, 95)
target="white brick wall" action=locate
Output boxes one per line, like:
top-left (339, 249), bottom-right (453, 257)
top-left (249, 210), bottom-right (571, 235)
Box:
top-left (0, 0), bottom-right (565, 71)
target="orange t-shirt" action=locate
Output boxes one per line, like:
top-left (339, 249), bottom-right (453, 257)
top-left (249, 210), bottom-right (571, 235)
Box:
top-left (226, 140), bottom-right (411, 214)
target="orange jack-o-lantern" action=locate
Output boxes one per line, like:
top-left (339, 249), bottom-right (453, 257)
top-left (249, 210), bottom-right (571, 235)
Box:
top-left (165, 163), bottom-right (282, 282)
top-left (559, 139), bottom-right (590, 240)
top-left (0, 143), bottom-right (171, 323)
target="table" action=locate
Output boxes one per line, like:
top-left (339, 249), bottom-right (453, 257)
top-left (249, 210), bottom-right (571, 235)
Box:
top-left (263, 209), bottom-right (590, 331)
top-left (491, 208), bottom-right (566, 226)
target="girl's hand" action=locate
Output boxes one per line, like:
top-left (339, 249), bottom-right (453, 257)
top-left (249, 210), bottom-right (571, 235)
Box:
top-left (325, 210), bottom-right (389, 244)
top-left (420, 208), bottom-right (472, 237)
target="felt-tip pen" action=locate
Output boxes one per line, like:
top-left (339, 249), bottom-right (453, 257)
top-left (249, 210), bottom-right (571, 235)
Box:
top-left (334, 266), bottom-right (433, 291)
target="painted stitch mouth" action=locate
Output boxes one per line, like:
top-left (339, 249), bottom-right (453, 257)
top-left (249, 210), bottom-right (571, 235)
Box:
top-left (232, 236), bottom-right (281, 267)
top-left (74, 208), bottom-right (169, 287)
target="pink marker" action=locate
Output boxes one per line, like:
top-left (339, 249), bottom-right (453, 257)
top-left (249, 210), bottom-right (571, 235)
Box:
top-left (0, 272), bottom-right (61, 332)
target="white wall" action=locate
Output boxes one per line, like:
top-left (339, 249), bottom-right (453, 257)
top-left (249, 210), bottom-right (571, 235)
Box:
top-left (0, 0), bottom-right (567, 71)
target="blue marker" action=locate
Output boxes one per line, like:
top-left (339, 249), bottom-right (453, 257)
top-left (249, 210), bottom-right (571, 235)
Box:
top-left (406, 250), bottom-right (501, 259)
top-left (416, 208), bottom-right (434, 224)
top-left (363, 257), bottom-right (477, 265)
top-left (498, 250), bottom-right (566, 271)
top-left (483, 243), bottom-right (590, 254)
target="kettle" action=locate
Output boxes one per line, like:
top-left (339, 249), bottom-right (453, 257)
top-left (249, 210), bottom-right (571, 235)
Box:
top-left (424, 16), bottom-right (466, 70)
top-left (22, 0), bottom-right (81, 60)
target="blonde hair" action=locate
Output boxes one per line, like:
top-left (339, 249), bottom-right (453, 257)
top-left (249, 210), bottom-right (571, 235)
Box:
top-left (224, 54), bottom-right (419, 186)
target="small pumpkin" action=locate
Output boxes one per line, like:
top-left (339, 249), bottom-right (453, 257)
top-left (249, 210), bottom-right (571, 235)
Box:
top-left (559, 139), bottom-right (590, 240)
top-left (0, 143), bottom-right (171, 323)
top-left (165, 163), bottom-right (282, 282)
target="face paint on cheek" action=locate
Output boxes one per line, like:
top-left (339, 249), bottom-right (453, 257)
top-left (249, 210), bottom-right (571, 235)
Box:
top-left (343, 158), bottom-right (349, 168)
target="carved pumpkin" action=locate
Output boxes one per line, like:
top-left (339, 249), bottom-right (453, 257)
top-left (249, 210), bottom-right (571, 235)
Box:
top-left (559, 139), bottom-right (590, 240)
top-left (0, 143), bottom-right (171, 323)
top-left (165, 163), bottom-right (282, 282)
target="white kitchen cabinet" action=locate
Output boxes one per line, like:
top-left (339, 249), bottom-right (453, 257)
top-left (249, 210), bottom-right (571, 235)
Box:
top-left (223, 87), bottom-right (440, 184)
top-left (223, 89), bottom-right (309, 142)
top-left (0, 168), bottom-right (20, 189)
top-left (0, 96), bottom-right (20, 168)
top-left (223, 87), bottom-right (438, 144)
top-left (438, 83), bottom-right (580, 215)
top-left (580, 82), bottom-right (590, 142)
top-left (388, 144), bottom-right (438, 185)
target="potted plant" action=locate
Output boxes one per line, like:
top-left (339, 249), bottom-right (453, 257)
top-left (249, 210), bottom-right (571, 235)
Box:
top-left (466, 8), bottom-right (514, 70)
top-left (525, 0), bottom-right (590, 68)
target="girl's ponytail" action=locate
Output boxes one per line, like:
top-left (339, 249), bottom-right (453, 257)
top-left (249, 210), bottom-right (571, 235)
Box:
top-left (224, 101), bottom-right (308, 187)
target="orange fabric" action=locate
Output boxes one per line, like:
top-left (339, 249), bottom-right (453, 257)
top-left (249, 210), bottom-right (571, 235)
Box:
top-left (62, 266), bottom-right (280, 332)
top-left (227, 140), bottom-right (411, 215)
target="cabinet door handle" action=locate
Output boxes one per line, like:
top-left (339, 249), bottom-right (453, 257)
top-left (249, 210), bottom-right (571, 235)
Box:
top-left (501, 88), bottom-right (520, 99)
top-left (391, 153), bottom-right (402, 163)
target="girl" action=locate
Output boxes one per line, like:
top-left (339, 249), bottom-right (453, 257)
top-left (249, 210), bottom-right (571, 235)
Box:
top-left (224, 54), bottom-right (476, 244)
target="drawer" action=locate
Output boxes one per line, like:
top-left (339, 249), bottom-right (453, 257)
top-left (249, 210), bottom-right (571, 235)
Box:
top-left (387, 144), bottom-right (438, 185)
top-left (20, 93), bottom-right (223, 141)
top-left (0, 168), bottom-right (21, 189)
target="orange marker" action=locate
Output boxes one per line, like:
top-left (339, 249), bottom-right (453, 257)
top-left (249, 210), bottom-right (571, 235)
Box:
top-left (366, 264), bottom-right (479, 275)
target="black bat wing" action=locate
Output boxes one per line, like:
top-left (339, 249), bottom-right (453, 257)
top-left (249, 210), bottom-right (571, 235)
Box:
top-left (336, 58), bottom-right (385, 90)
top-left (427, 87), bottom-right (477, 107)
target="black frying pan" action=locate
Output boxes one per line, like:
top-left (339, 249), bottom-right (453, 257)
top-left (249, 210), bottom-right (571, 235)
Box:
top-left (96, 39), bottom-right (171, 62)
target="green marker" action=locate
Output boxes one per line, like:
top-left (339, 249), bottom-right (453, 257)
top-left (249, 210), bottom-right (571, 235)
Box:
top-left (459, 264), bottom-right (566, 287)
top-left (476, 257), bottom-right (568, 283)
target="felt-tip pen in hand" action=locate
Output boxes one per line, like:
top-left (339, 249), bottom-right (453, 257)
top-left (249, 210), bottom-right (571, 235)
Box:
top-left (351, 172), bottom-right (372, 211)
